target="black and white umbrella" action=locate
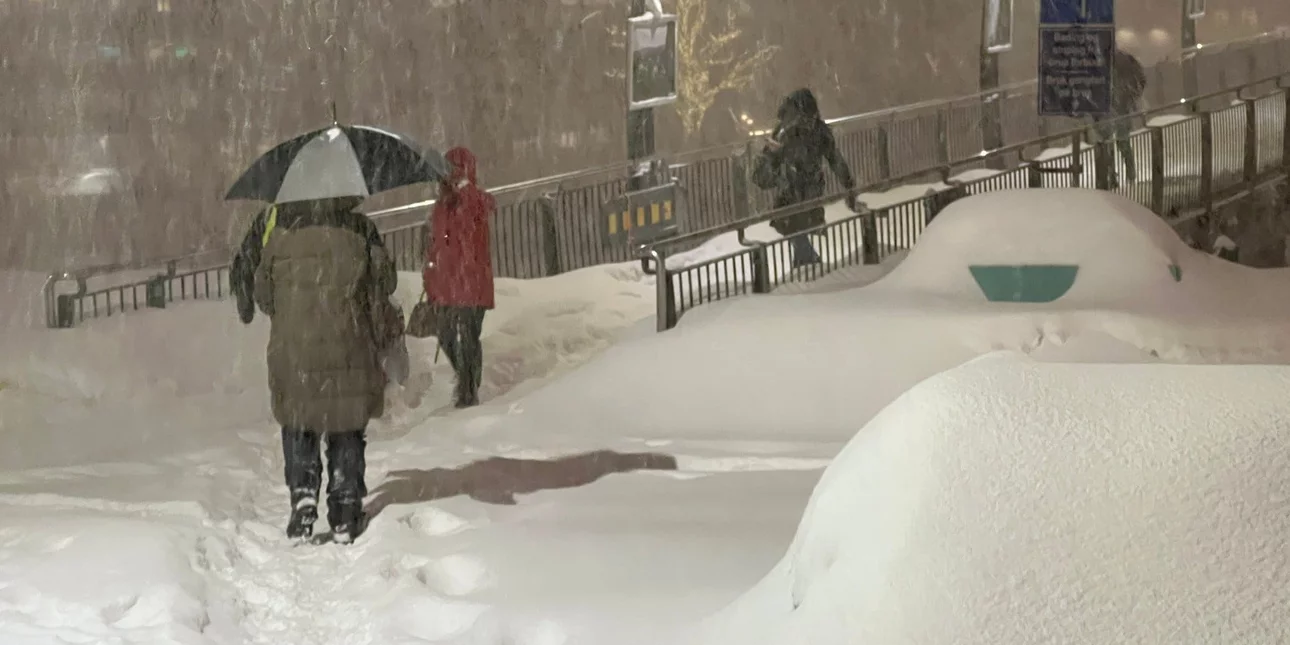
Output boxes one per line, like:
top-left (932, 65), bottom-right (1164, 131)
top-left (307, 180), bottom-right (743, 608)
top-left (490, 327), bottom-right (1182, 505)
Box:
top-left (225, 123), bottom-right (450, 204)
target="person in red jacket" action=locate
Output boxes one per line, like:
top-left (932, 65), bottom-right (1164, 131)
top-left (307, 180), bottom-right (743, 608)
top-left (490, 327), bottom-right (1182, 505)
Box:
top-left (423, 146), bottom-right (495, 408)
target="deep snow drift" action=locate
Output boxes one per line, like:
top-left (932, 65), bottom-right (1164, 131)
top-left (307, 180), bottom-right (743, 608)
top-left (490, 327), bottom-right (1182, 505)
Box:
top-left (697, 353), bottom-right (1290, 645)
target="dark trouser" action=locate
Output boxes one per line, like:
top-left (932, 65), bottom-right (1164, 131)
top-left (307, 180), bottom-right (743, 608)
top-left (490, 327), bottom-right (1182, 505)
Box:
top-left (436, 306), bottom-right (487, 406)
top-left (281, 427), bottom-right (367, 530)
top-left (1093, 116), bottom-right (1137, 187)
top-left (789, 235), bottom-right (821, 268)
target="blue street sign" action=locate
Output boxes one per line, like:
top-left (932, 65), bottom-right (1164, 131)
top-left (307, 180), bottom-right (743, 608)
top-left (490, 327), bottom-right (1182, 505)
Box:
top-left (1040, 0), bottom-right (1114, 26)
top-left (1038, 26), bottom-right (1116, 116)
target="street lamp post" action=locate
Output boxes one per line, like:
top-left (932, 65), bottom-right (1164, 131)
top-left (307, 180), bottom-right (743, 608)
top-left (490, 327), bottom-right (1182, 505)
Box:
top-left (1181, 0), bottom-right (1205, 112)
top-left (980, 0), bottom-right (1013, 162)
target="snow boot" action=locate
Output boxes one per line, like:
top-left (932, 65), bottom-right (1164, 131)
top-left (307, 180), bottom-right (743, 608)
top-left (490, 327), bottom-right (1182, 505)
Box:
top-left (281, 427), bottom-right (322, 541)
top-left (325, 430), bottom-right (368, 544)
top-left (329, 506), bottom-right (368, 545)
top-left (286, 494), bottom-right (318, 540)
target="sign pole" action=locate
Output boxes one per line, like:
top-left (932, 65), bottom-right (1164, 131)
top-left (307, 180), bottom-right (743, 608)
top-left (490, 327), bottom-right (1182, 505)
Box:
top-left (627, 0), bottom-right (656, 192)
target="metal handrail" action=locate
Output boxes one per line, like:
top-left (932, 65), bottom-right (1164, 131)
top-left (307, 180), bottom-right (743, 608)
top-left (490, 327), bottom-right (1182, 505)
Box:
top-left (639, 70), bottom-right (1290, 257)
top-left (46, 30), bottom-right (1290, 288)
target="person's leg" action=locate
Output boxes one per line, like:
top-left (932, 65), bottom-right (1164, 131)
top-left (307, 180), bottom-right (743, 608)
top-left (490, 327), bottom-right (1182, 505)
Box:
top-left (459, 308), bottom-right (486, 406)
top-left (450, 308), bottom-right (475, 407)
top-left (1114, 119), bottom-right (1137, 182)
top-left (435, 306), bottom-right (460, 375)
top-left (281, 426), bottom-right (322, 539)
top-left (789, 234), bottom-right (820, 268)
top-left (324, 429), bottom-right (368, 544)
top-left (1090, 116), bottom-right (1120, 189)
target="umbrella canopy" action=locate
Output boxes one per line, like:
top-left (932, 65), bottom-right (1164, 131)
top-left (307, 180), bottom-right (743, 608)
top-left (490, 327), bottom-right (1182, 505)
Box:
top-left (225, 124), bottom-right (450, 203)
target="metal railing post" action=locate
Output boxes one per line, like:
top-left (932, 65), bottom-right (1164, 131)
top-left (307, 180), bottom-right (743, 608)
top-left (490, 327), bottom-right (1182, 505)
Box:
top-left (861, 210), bottom-right (880, 265)
top-left (1242, 96), bottom-right (1258, 184)
top-left (1069, 131), bottom-right (1084, 189)
top-left (750, 243), bottom-right (771, 294)
top-left (538, 193), bottom-right (562, 277)
top-left (1199, 111), bottom-right (1215, 216)
top-left (876, 119), bottom-right (894, 180)
top-left (1149, 126), bottom-right (1166, 215)
top-left (935, 106), bottom-right (951, 164)
top-left (42, 274), bottom-right (59, 329)
top-left (643, 249), bottom-right (677, 332)
top-left (1284, 86), bottom-right (1290, 173)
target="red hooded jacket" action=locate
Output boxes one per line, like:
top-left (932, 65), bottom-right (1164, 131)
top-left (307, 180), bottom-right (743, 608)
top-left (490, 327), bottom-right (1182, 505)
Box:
top-left (423, 147), bottom-right (496, 309)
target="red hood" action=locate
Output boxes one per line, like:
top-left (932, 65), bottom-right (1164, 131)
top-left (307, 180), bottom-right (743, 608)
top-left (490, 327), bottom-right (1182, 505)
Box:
top-left (444, 146), bottom-right (478, 189)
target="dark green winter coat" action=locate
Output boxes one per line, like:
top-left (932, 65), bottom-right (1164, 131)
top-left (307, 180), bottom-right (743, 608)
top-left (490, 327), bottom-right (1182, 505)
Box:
top-left (253, 198), bottom-right (396, 433)
top-left (752, 88), bottom-right (856, 236)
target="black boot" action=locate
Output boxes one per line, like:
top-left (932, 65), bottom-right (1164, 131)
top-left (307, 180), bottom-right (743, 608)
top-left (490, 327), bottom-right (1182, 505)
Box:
top-left (453, 380), bottom-right (478, 408)
top-left (282, 427), bottom-right (322, 540)
top-left (325, 430), bottom-right (368, 544)
top-left (286, 500), bottom-right (318, 540)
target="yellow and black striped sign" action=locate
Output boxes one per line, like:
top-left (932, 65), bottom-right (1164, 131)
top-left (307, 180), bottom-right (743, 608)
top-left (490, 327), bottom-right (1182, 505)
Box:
top-left (606, 198), bottom-right (674, 235)
top-left (600, 182), bottom-right (682, 244)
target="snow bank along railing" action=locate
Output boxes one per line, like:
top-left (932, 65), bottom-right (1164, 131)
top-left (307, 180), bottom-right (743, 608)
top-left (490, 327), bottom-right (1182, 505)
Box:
top-left (42, 33), bottom-right (1290, 328)
top-left (642, 73), bottom-right (1290, 332)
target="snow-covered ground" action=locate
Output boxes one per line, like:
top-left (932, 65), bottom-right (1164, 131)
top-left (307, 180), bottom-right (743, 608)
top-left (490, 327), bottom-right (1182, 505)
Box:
top-left (2, 188), bottom-right (1289, 644)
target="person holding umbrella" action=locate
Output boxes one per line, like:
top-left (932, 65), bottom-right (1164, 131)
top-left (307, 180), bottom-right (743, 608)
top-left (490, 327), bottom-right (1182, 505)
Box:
top-left (227, 116), bottom-right (447, 543)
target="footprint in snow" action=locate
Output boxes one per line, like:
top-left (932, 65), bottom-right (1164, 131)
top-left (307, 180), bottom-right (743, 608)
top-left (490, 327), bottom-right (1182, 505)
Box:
top-left (400, 507), bottom-right (474, 537)
top-left (415, 553), bottom-right (494, 597)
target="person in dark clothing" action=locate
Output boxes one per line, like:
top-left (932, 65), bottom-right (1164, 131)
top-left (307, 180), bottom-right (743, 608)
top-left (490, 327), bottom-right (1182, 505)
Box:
top-left (423, 147), bottom-right (495, 408)
top-left (253, 196), bottom-right (396, 544)
top-left (752, 88), bottom-right (858, 268)
top-left (1095, 48), bottom-right (1148, 188)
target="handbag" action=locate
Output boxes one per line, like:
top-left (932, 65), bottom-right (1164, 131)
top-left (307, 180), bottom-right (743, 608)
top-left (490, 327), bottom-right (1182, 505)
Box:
top-left (751, 146), bottom-right (781, 191)
top-left (406, 291), bottom-right (438, 339)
